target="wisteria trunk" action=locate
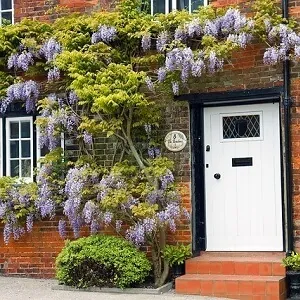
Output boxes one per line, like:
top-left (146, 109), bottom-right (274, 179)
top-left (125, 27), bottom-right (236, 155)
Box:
top-left (152, 229), bottom-right (169, 287)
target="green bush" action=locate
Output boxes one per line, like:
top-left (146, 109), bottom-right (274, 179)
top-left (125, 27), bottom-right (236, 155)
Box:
top-left (282, 251), bottom-right (300, 271)
top-left (56, 235), bottom-right (152, 289)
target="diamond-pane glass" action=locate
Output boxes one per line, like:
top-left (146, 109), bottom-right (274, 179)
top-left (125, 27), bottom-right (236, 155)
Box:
top-left (223, 115), bottom-right (260, 139)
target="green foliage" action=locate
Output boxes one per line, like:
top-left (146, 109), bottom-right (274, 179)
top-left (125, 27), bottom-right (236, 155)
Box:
top-left (163, 244), bottom-right (192, 266)
top-left (56, 235), bottom-right (152, 288)
top-left (0, 19), bottom-right (52, 56)
top-left (282, 252), bottom-right (300, 271)
top-left (0, 71), bottom-right (14, 98)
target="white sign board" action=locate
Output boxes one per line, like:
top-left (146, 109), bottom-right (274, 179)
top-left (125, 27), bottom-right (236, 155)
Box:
top-left (164, 131), bottom-right (187, 152)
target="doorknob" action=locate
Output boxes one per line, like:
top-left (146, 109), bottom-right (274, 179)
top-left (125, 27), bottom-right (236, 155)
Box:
top-left (214, 173), bottom-right (221, 179)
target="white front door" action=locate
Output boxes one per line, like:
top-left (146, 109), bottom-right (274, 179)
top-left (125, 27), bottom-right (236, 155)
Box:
top-left (204, 103), bottom-right (283, 251)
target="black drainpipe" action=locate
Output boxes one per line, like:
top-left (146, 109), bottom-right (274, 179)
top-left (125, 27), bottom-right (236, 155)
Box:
top-left (282, 0), bottom-right (293, 255)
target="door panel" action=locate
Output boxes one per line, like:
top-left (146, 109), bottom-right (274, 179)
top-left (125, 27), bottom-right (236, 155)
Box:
top-left (204, 103), bottom-right (283, 251)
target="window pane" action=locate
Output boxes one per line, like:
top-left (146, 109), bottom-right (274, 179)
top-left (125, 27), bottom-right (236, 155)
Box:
top-left (191, 0), bottom-right (203, 11)
top-left (10, 160), bottom-right (19, 177)
top-left (177, 0), bottom-right (189, 10)
top-left (21, 141), bottom-right (30, 158)
top-left (1, 0), bottom-right (12, 10)
top-left (153, 0), bottom-right (165, 13)
top-left (21, 160), bottom-right (31, 178)
top-left (21, 122), bottom-right (30, 138)
top-left (10, 122), bottom-right (19, 139)
top-left (1, 12), bottom-right (12, 24)
top-left (10, 141), bottom-right (19, 158)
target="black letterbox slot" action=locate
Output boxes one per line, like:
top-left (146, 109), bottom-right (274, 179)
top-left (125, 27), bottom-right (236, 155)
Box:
top-left (232, 157), bottom-right (253, 167)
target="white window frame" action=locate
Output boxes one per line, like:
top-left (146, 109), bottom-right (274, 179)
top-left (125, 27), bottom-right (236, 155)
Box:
top-left (6, 116), bottom-right (34, 182)
top-left (150, 0), bottom-right (208, 15)
top-left (0, 0), bottom-right (14, 25)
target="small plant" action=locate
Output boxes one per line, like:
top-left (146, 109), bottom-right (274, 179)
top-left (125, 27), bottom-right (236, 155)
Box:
top-left (56, 235), bottom-right (152, 289)
top-left (282, 252), bottom-right (300, 271)
top-left (163, 244), bottom-right (192, 266)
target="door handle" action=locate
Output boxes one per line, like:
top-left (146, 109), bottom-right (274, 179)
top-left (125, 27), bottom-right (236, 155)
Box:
top-left (214, 173), bottom-right (221, 179)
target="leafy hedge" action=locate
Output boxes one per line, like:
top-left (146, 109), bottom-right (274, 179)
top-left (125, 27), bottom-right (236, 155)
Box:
top-left (55, 235), bottom-right (152, 289)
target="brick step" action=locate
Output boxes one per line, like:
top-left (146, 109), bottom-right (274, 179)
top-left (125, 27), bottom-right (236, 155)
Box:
top-left (185, 252), bottom-right (285, 276)
top-left (176, 274), bottom-right (286, 300)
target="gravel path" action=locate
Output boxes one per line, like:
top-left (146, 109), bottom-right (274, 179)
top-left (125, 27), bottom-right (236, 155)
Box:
top-left (0, 276), bottom-right (227, 300)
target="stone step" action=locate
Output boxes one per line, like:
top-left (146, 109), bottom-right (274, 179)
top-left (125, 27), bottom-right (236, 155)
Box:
top-left (185, 252), bottom-right (286, 276)
top-left (176, 274), bottom-right (286, 300)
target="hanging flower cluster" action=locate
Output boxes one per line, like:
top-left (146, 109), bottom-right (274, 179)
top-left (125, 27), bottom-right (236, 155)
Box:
top-left (38, 93), bottom-right (79, 150)
top-left (263, 23), bottom-right (300, 65)
top-left (7, 51), bottom-right (34, 72)
top-left (0, 179), bottom-right (37, 244)
top-left (91, 25), bottom-right (117, 44)
top-left (0, 80), bottom-right (39, 114)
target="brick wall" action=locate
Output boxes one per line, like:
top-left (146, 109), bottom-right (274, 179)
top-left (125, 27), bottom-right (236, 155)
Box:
top-left (14, 0), bottom-right (111, 22)
top-left (2, 0), bottom-right (300, 277)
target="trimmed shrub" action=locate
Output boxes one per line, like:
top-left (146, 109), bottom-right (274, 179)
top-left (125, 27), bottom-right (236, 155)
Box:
top-left (55, 235), bottom-right (152, 289)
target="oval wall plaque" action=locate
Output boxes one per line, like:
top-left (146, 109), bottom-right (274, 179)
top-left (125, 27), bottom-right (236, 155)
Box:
top-left (164, 131), bottom-right (187, 152)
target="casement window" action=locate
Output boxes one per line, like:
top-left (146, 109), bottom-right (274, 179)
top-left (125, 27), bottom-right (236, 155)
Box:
top-left (0, 0), bottom-right (14, 25)
top-left (151, 0), bottom-right (207, 14)
top-left (6, 117), bottom-right (34, 182)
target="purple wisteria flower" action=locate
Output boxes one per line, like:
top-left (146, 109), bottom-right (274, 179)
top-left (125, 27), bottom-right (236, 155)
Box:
top-left (103, 211), bottom-right (113, 226)
top-left (91, 25), bottom-right (117, 44)
top-left (263, 47), bottom-right (281, 65)
top-left (141, 33), bottom-right (151, 51)
top-left (207, 51), bottom-right (224, 73)
top-left (58, 219), bottom-right (67, 239)
top-left (7, 51), bottom-right (34, 71)
top-left (160, 169), bottom-right (174, 189)
top-left (174, 27), bottom-right (187, 41)
top-left (172, 81), bottom-right (179, 95)
top-left (157, 202), bottom-right (181, 232)
top-left (7, 53), bottom-right (18, 70)
top-left (143, 218), bottom-right (156, 234)
top-left (227, 33), bottom-right (253, 49)
top-left (204, 20), bottom-right (219, 37)
top-left (187, 18), bottom-right (202, 37)
top-left (17, 52), bottom-right (34, 71)
top-left (145, 76), bottom-right (155, 92)
top-left (157, 67), bottom-right (167, 82)
top-left (126, 223), bottom-right (145, 246)
top-left (156, 31), bottom-right (169, 52)
top-left (26, 214), bottom-right (34, 233)
top-left (0, 203), bottom-right (7, 218)
top-left (68, 91), bottom-right (79, 105)
top-left (144, 124), bottom-right (151, 135)
top-left (83, 131), bottom-right (93, 145)
top-left (0, 80), bottom-right (39, 114)
top-left (90, 219), bottom-right (100, 234)
top-left (40, 38), bottom-right (61, 62)
top-left (82, 201), bottom-right (98, 224)
top-left (295, 45), bottom-right (300, 58)
top-left (48, 67), bottom-right (60, 82)
top-left (115, 220), bottom-right (122, 233)
top-left (146, 189), bottom-right (164, 204)
top-left (191, 59), bottom-right (205, 77)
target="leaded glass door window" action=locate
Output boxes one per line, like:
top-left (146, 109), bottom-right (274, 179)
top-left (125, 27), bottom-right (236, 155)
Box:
top-left (221, 112), bottom-right (263, 142)
top-left (6, 117), bottom-right (33, 181)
